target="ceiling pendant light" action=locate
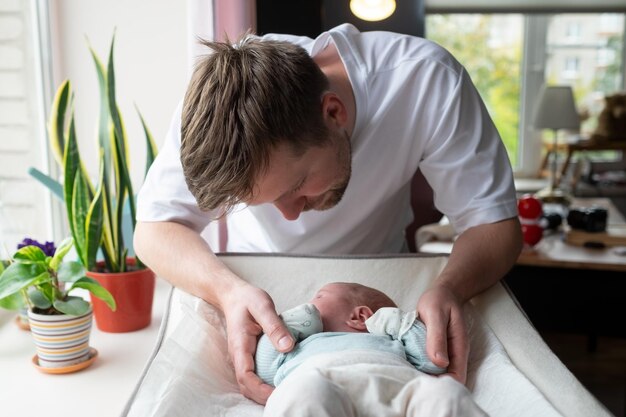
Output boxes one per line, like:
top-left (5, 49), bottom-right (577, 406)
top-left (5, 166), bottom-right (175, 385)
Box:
top-left (350, 0), bottom-right (396, 22)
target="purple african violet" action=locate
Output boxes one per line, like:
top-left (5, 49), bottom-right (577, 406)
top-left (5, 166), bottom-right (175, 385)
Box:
top-left (17, 238), bottom-right (56, 257)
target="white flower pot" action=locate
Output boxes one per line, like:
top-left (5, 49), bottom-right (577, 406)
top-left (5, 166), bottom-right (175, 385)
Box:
top-left (28, 307), bottom-right (93, 368)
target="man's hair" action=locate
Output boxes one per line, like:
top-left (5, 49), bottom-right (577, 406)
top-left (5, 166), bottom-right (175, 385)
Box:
top-left (181, 35), bottom-right (330, 213)
top-left (341, 283), bottom-right (397, 312)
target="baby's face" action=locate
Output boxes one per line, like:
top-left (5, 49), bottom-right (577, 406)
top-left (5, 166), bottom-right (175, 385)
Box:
top-left (310, 283), bottom-right (357, 332)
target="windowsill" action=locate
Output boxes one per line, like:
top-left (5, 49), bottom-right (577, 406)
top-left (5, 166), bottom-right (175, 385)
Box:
top-left (0, 278), bottom-right (171, 417)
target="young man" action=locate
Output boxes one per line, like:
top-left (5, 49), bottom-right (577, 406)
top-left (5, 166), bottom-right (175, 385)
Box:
top-left (134, 24), bottom-right (523, 405)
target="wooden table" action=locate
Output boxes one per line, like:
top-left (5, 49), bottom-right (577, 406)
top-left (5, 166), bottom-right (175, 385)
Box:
top-left (419, 198), bottom-right (626, 272)
top-left (517, 198), bottom-right (626, 272)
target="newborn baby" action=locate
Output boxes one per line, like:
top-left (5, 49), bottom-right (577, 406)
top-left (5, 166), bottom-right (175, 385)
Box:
top-left (255, 282), bottom-right (445, 386)
top-left (255, 282), bottom-right (486, 417)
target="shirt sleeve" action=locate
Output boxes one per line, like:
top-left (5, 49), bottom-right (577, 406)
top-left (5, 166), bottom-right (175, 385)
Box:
top-left (366, 307), bottom-right (446, 375)
top-left (255, 334), bottom-right (283, 386)
top-left (254, 304), bottom-right (323, 386)
top-left (136, 102), bottom-right (216, 232)
top-left (401, 321), bottom-right (447, 375)
top-left (418, 67), bottom-right (518, 234)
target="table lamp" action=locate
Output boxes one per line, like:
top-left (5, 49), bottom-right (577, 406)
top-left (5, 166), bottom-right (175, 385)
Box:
top-left (533, 85), bottom-right (580, 205)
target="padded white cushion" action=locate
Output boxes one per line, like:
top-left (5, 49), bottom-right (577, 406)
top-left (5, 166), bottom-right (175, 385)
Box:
top-left (122, 254), bottom-right (609, 417)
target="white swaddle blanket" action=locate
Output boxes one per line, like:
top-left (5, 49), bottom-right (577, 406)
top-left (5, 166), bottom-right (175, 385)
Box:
top-left (264, 350), bottom-right (487, 417)
top-left (122, 254), bottom-right (608, 417)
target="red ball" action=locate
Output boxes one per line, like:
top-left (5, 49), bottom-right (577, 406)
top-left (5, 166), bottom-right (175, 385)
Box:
top-left (521, 224), bottom-right (543, 246)
top-left (518, 195), bottom-right (543, 219)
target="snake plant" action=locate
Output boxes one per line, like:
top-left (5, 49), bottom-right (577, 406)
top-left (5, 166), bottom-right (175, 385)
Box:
top-left (48, 35), bottom-right (157, 273)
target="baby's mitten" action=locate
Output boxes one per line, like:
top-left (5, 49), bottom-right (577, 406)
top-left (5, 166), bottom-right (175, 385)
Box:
top-left (280, 303), bottom-right (323, 341)
top-left (365, 307), bottom-right (416, 339)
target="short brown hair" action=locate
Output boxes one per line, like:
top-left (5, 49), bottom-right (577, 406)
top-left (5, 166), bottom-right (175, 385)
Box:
top-left (181, 35), bottom-right (330, 213)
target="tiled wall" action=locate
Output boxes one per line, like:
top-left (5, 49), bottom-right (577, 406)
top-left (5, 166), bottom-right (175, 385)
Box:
top-left (0, 0), bottom-right (49, 253)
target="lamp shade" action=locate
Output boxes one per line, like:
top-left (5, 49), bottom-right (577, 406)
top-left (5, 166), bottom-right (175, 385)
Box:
top-left (533, 85), bottom-right (580, 130)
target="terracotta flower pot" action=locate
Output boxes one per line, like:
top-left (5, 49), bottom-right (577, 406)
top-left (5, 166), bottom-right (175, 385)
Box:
top-left (28, 307), bottom-right (93, 368)
top-left (86, 258), bottom-right (155, 333)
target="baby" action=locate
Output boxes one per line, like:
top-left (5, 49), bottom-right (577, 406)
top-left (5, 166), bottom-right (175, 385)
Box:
top-left (255, 282), bottom-right (486, 417)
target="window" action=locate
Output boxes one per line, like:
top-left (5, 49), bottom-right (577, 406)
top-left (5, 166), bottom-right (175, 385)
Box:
top-left (426, 13), bottom-right (626, 175)
top-left (0, 1), bottom-right (55, 251)
top-left (426, 14), bottom-right (524, 166)
top-left (565, 21), bottom-right (582, 42)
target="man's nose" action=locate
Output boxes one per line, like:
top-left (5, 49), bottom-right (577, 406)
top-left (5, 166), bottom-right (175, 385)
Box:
top-left (274, 196), bottom-right (306, 220)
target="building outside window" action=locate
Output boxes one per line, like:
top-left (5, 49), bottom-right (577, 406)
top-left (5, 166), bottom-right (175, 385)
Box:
top-left (426, 13), bottom-right (625, 172)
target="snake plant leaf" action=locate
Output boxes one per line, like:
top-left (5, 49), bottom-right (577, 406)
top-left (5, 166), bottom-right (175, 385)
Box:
top-left (53, 295), bottom-right (90, 316)
top-left (49, 236), bottom-right (73, 271)
top-left (0, 263), bottom-right (48, 300)
top-left (0, 291), bottom-right (25, 310)
top-left (63, 116), bottom-right (81, 252)
top-left (70, 277), bottom-right (116, 311)
top-left (84, 153), bottom-right (105, 271)
top-left (13, 245), bottom-right (47, 264)
top-left (87, 40), bottom-right (112, 172)
top-left (111, 130), bottom-right (126, 266)
top-left (107, 35), bottom-right (138, 255)
top-left (136, 105), bottom-right (158, 177)
top-left (28, 288), bottom-right (52, 309)
top-left (57, 261), bottom-right (86, 283)
top-left (48, 80), bottom-right (71, 167)
top-left (71, 166), bottom-right (92, 267)
top-left (100, 167), bottom-right (117, 273)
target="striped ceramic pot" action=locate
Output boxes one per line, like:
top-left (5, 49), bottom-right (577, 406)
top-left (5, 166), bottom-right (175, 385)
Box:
top-left (28, 307), bottom-right (93, 368)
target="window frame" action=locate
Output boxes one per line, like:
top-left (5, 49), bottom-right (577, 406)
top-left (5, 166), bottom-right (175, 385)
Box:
top-left (425, 11), bottom-right (626, 176)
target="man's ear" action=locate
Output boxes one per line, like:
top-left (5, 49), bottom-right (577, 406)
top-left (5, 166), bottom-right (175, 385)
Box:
top-left (346, 306), bottom-right (374, 331)
top-left (321, 92), bottom-right (348, 129)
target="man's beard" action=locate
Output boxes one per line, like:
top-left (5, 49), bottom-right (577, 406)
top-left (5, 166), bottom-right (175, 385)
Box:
top-left (304, 130), bottom-right (352, 212)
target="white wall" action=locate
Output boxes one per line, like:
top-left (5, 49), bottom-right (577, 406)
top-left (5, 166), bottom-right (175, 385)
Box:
top-left (49, 0), bottom-right (189, 187)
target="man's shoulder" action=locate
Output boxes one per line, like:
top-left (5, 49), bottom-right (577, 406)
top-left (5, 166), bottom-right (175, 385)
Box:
top-left (259, 32), bottom-right (315, 50)
top-left (333, 24), bottom-right (461, 74)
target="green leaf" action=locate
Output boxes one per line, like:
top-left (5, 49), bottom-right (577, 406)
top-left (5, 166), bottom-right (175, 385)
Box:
top-left (28, 288), bottom-right (52, 309)
top-left (14, 246), bottom-right (47, 264)
top-left (71, 166), bottom-right (92, 267)
top-left (50, 237), bottom-right (73, 271)
top-left (0, 263), bottom-right (48, 299)
top-left (70, 277), bottom-right (116, 311)
top-left (107, 34), bottom-right (137, 268)
top-left (48, 80), bottom-right (71, 167)
top-left (0, 291), bottom-right (26, 310)
top-left (84, 153), bottom-right (105, 271)
top-left (63, 115), bottom-right (82, 255)
top-left (87, 39), bottom-right (112, 172)
top-left (136, 105), bottom-right (158, 177)
top-left (38, 282), bottom-right (56, 303)
top-left (53, 296), bottom-right (90, 316)
top-left (57, 261), bottom-right (86, 283)
top-left (111, 131), bottom-right (127, 268)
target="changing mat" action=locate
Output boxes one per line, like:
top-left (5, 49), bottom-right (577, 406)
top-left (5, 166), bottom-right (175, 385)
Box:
top-left (122, 254), bottom-right (609, 417)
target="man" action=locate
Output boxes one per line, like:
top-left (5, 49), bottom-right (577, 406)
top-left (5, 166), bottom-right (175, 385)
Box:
top-left (134, 23), bottom-right (522, 405)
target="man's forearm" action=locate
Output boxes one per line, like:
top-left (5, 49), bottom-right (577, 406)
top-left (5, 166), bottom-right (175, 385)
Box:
top-left (436, 217), bottom-right (523, 303)
top-left (134, 221), bottom-right (243, 308)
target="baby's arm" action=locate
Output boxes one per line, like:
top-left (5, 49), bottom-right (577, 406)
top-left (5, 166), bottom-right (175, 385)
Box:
top-left (255, 303), bottom-right (323, 385)
top-left (366, 307), bottom-right (447, 375)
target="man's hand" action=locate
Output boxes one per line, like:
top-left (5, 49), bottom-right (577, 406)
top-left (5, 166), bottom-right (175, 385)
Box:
top-left (222, 283), bottom-right (295, 404)
top-left (416, 285), bottom-right (469, 384)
